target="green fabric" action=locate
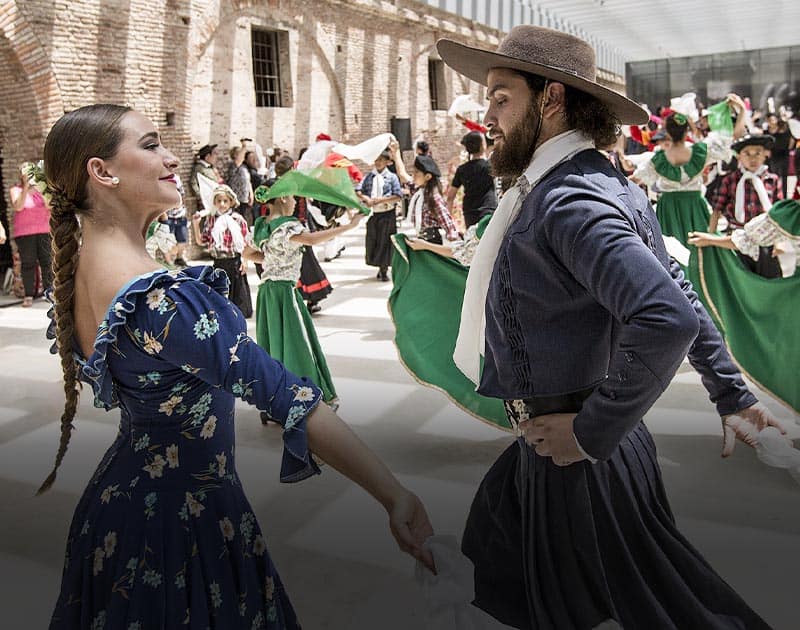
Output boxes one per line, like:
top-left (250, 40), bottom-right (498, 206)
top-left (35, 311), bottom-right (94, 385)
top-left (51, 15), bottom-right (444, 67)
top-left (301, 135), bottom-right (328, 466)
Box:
top-left (474, 214), bottom-right (492, 239)
top-left (694, 247), bottom-right (800, 413)
top-left (254, 167), bottom-right (368, 213)
top-left (707, 101), bottom-right (734, 136)
top-left (256, 280), bottom-right (337, 402)
top-left (388, 234), bottom-right (510, 431)
top-left (768, 199), bottom-right (800, 236)
top-left (253, 215), bottom-right (298, 249)
top-left (651, 142), bottom-right (708, 182)
top-left (655, 190), bottom-right (711, 247)
top-left (146, 221), bottom-right (159, 240)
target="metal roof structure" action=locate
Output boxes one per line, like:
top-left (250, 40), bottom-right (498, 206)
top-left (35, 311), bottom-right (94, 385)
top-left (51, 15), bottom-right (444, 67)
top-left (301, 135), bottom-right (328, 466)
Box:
top-left (421, 0), bottom-right (800, 75)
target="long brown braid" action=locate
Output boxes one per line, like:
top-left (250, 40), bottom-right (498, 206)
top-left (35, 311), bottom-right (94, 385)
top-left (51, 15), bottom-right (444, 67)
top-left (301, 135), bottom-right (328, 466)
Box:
top-left (36, 104), bottom-right (131, 495)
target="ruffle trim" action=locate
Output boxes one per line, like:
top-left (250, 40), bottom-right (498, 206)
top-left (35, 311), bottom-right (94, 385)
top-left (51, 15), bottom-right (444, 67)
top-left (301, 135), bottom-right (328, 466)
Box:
top-left (46, 266), bottom-right (229, 410)
top-left (278, 391), bottom-right (324, 483)
top-left (651, 142), bottom-right (708, 182)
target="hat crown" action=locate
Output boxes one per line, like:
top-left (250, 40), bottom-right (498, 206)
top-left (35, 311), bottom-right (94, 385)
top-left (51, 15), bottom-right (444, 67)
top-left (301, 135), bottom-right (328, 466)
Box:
top-left (496, 25), bottom-right (596, 81)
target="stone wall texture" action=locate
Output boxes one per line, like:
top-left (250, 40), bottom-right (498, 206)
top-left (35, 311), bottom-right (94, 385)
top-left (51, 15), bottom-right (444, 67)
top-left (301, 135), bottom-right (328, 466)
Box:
top-left (1, 0), bottom-right (626, 223)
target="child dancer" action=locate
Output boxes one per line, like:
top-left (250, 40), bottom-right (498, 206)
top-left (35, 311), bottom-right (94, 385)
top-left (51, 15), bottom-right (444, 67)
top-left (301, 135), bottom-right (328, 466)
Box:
top-left (711, 133), bottom-right (784, 232)
top-left (359, 150), bottom-right (402, 281)
top-left (245, 195), bottom-right (362, 416)
top-left (191, 184), bottom-right (254, 317)
top-left (408, 155), bottom-right (460, 244)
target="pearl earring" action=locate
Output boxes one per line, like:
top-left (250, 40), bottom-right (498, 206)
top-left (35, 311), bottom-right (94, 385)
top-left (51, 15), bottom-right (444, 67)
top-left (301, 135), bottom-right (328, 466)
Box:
top-left (111, 176), bottom-right (120, 186)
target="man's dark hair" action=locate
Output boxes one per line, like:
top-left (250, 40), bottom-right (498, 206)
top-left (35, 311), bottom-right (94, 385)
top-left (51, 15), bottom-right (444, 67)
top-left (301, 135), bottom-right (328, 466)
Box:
top-left (416, 140), bottom-right (429, 154)
top-left (521, 72), bottom-right (619, 148)
top-left (461, 131), bottom-right (484, 155)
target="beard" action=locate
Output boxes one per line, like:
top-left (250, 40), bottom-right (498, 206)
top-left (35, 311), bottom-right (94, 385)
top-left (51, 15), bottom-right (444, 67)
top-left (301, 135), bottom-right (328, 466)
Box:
top-left (489, 102), bottom-right (541, 179)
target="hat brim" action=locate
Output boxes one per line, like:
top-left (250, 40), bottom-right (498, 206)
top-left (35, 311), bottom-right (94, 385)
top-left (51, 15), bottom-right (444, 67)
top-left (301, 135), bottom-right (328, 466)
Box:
top-left (732, 136), bottom-right (774, 152)
top-left (436, 39), bottom-right (648, 126)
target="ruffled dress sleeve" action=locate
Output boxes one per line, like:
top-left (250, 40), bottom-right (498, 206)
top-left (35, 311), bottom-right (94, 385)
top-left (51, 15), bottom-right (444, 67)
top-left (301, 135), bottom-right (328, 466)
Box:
top-left (632, 156), bottom-right (658, 186)
top-left (730, 212), bottom-right (777, 260)
top-left (46, 267), bottom-right (324, 483)
top-left (704, 132), bottom-right (734, 164)
top-left (450, 224), bottom-right (481, 267)
top-left (145, 271), bottom-right (323, 482)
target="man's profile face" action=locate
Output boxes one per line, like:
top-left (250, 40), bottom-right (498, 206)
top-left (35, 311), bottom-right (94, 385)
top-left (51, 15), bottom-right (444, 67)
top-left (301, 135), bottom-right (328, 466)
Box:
top-left (484, 68), bottom-right (539, 178)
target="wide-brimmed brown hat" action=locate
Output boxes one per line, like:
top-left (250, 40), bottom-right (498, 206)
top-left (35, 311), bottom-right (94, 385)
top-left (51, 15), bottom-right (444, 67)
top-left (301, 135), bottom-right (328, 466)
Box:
top-left (437, 25), bottom-right (648, 125)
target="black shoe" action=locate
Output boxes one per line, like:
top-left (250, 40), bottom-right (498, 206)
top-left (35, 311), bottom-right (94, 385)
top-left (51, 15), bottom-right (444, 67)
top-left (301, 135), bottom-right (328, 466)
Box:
top-left (260, 411), bottom-right (278, 426)
top-left (379, 272), bottom-right (389, 282)
top-left (308, 302), bottom-right (322, 314)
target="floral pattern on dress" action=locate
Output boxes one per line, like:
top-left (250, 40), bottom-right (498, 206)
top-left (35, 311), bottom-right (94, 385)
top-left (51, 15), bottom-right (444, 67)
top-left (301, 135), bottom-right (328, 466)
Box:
top-left (255, 220), bottom-right (305, 282)
top-left (47, 266), bottom-right (323, 629)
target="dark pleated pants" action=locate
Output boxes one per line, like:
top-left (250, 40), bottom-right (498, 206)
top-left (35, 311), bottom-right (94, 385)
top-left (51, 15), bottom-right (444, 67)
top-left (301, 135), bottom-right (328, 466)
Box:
top-left (463, 399), bottom-right (771, 630)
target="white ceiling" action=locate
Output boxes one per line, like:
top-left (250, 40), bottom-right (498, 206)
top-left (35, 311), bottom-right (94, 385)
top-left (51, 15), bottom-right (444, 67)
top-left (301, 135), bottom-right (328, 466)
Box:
top-left (541, 0), bottom-right (800, 62)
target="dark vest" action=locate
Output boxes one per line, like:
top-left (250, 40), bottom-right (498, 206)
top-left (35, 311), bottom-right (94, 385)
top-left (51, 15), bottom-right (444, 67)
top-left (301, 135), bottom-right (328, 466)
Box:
top-left (479, 149), bottom-right (673, 400)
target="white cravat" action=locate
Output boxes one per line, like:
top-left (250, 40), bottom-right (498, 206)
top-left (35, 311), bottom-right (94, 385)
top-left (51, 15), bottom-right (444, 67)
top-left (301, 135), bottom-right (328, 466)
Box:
top-left (211, 211), bottom-right (245, 253)
top-left (409, 189), bottom-right (424, 232)
top-left (370, 168), bottom-right (385, 199)
top-left (453, 130), bottom-right (595, 384)
top-left (735, 165), bottom-right (772, 225)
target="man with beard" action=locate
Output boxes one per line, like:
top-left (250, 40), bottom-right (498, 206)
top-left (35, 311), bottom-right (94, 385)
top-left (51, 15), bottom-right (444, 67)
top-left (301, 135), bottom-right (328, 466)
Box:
top-left (439, 25), bottom-right (782, 629)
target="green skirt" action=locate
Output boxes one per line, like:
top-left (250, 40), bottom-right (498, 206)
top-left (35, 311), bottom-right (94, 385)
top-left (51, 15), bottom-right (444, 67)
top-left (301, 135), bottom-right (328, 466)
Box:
top-left (256, 280), bottom-right (337, 403)
top-left (655, 190), bottom-right (711, 247)
top-left (388, 235), bottom-right (510, 431)
top-left (695, 247), bottom-right (800, 413)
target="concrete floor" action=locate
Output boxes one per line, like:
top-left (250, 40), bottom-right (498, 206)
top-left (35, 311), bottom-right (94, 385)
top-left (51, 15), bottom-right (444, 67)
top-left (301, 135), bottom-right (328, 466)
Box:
top-left (1, 224), bottom-right (798, 629)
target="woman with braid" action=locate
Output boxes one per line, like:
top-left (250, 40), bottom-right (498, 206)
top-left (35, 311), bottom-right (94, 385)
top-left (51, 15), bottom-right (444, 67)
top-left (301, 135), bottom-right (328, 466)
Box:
top-left (39, 104), bottom-right (434, 629)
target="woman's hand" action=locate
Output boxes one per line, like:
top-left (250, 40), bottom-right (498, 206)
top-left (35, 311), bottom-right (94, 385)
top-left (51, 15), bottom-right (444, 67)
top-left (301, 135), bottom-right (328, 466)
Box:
top-left (688, 231), bottom-right (724, 248)
top-left (721, 402), bottom-right (788, 457)
top-left (406, 237), bottom-right (424, 251)
top-left (519, 413), bottom-right (587, 467)
top-left (345, 208), bottom-right (364, 227)
top-left (726, 93), bottom-right (745, 115)
top-left (387, 489), bottom-right (436, 574)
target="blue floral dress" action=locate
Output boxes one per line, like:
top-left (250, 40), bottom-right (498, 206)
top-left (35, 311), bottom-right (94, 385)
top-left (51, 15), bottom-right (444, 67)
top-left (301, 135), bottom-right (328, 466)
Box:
top-left (47, 266), bottom-right (323, 630)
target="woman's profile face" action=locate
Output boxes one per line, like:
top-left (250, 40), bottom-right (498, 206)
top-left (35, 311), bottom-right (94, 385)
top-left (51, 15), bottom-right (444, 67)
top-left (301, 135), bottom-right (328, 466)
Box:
top-left (101, 111), bottom-right (181, 213)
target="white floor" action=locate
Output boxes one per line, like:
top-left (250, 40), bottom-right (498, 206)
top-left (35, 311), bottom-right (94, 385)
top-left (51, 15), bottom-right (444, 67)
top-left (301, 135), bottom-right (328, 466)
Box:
top-left (1, 224), bottom-right (798, 629)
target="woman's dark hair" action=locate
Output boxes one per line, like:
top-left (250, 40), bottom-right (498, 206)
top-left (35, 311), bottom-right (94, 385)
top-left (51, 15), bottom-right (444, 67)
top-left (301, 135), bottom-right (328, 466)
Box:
top-left (522, 73), bottom-right (619, 147)
top-left (38, 104), bottom-right (132, 495)
top-left (421, 172), bottom-right (442, 211)
top-left (461, 131), bottom-right (484, 155)
top-left (415, 140), bottom-right (430, 154)
top-left (665, 113), bottom-right (689, 142)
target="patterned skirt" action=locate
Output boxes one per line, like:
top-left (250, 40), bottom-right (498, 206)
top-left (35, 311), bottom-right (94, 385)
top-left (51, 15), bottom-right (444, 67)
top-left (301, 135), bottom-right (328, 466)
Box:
top-left (297, 246), bottom-right (332, 303)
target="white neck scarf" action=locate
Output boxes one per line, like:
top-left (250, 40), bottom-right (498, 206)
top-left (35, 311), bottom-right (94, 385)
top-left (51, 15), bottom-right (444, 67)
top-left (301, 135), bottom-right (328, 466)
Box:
top-left (211, 211), bottom-right (245, 253)
top-left (453, 130), bottom-right (595, 384)
top-left (370, 168), bottom-right (385, 199)
top-left (735, 165), bottom-right (772, 224)
top-left (409, 189), bottom-right (424, 231)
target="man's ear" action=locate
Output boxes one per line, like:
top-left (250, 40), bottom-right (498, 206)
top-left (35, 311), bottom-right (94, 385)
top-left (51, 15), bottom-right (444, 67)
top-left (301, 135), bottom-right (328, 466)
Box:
top-left (87, 157), bottom-right (117, 189)
top-left (544, 82), bottom-right (567, 118)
